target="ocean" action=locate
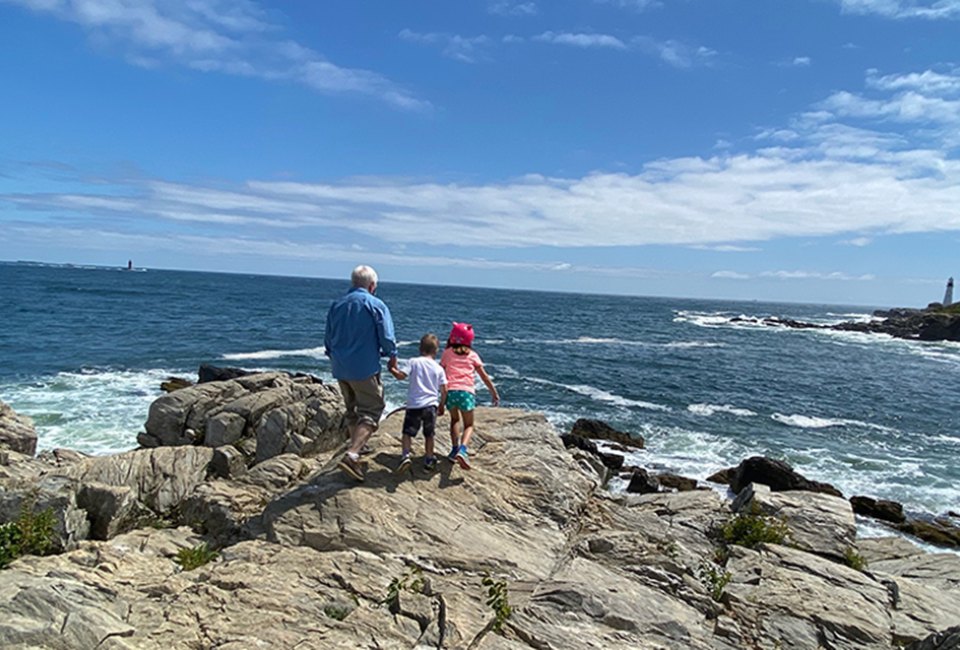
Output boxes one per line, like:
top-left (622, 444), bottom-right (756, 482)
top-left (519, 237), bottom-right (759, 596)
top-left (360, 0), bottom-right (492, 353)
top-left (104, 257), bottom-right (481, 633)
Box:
top-left (2, 262), bottom-right (958, 527)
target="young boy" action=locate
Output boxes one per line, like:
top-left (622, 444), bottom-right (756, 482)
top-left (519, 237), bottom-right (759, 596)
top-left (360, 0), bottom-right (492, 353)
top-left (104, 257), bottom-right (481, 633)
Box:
top-left (389, 333), bottom-right (447, 472)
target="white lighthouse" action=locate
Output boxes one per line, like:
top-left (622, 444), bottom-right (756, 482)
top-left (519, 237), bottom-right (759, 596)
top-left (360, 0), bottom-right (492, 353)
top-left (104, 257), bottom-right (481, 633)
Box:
top-left (945, 277), bottom-right (955, 306)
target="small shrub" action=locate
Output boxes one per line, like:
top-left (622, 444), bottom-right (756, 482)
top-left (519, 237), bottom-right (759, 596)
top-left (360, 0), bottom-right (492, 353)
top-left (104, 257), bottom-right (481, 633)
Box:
top-left (381, 566), bottom-right (425, 613)
top-left (721, 508), bottom-right (790, 549)
top-left (0, 502), bottom-right (56, 569)
top-left (697, 561), bottom-right (732, 602)
top-left (175, 542), bottom-right (218, 571)
top-left (323, 604), bottom-right (352, 621)
top-left (482, 574), bottom-right (513, 633)
top-left (843, 547), bottom-right (868, 571)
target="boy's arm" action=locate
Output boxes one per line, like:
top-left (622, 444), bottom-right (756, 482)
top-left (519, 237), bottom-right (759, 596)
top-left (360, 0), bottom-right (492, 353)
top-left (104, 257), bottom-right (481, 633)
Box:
top-left (476, 366), bottom-right (500, 406)
top-left (390, 367), bottom-right (408, 380)
top-left (437, 383), bottom-right (448, 416)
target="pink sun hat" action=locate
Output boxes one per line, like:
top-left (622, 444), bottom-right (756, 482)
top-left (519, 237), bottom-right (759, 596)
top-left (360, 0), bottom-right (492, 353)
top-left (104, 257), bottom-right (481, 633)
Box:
top-left (449, 322), bottom-right (475, 346)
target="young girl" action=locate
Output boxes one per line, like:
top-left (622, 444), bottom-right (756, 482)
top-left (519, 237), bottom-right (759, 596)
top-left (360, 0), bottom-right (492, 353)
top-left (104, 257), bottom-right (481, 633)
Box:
top-left (440, 322), bottom-right (499, 469)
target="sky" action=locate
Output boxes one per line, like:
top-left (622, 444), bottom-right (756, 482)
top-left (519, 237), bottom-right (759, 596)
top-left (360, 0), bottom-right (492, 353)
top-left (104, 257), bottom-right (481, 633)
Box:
top-left (1, 0), bottom-right (959, 306)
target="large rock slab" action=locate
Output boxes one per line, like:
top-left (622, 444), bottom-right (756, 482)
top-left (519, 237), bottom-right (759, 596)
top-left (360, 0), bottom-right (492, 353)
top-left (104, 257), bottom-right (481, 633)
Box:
top-left (729, 456), bottom-right (842, 497)
top-left (732, 482), bottom-right (856, 560)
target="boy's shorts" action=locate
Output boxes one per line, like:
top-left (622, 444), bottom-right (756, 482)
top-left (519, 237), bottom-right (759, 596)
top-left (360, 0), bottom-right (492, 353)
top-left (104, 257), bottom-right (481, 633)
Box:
top-left (445, 390), bottom-right (476, 412)
top-left (402, 406), bottom-right (437, 438)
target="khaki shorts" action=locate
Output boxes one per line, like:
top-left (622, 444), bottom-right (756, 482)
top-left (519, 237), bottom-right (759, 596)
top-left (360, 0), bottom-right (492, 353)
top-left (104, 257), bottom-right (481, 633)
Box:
top-left (338, 374), bottom-right (385, 430)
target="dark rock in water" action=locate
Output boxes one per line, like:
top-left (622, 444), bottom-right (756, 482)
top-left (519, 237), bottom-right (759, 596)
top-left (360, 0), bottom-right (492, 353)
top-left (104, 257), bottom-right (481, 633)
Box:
top-left (905, 626), bottom-right (960, 650)
top-left (745, 306), bottom-right (960, 342)
top-left (626, 468), bottom-right (660, 494)
top-left (560, 433), bottom-right (624, 470)
top-left (706, 467), bottom-right (732, 485)
top-left (729, 456), bottom-right (843, 498)
top-left (160, 377), bottom-right (193, 393)
top-left (198, 364), bottom-right (254, 383)
top-left (897, 518), bottom-right (960, 549)
top-left (657, 472), bottom-right (698, 492)
top-left (570, 418), bottom-right (645, 449)
top-left (850, 495), bottom-right (906, 524)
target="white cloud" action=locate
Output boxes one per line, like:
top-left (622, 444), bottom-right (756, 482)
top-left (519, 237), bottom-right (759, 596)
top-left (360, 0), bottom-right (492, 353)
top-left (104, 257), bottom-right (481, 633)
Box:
top-left (693, 244), bottom-right (762, 252)
top-left (632, 37), bottom-right (717, 68)
top-left (534, 31), bottom-right (627, 50)
top-left (6, 67), bottom-right (960, 256)
top-left (841, 236), bottom-right (873, 246)
top-left (712, 271), bottom-right (750, 279)
top-left (1, 0), bottom-right (429, 111)
top-left (833, 0), bottom-right (960, 19)
top-left (866, 68), bottom-right (960, 94)
top-left (792, 56), bottom-right (812, 66)
top-left (399, 29), bottom-right (490, 63)
top-left (595, 0), bottom-right (661, 10)
top-left (489, 1), bottom-right (538, 16)
top-left (759, 270), bottom-right (876, 281)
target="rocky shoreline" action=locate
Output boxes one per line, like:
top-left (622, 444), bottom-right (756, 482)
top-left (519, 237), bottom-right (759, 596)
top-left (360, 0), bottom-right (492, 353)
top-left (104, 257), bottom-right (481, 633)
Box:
top-left (732, 304), bottom-right (960, 342)
top-left (2, 370), bottom-right (959, 649)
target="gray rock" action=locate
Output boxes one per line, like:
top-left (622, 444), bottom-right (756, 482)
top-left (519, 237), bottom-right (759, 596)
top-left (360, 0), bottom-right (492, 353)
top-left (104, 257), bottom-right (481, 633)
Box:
top-left (0, 400), bottom-right (37, 456)
top-left (732, 482), bottom-right (856, 560)
top-left (77, 482), bottom-right (150, 540)
top-left (0, 474), bottom-right (90, 551)
top-left (211, 444), bottom-right (247, 479)
top-left (204, 411), bottom-right (247, 447)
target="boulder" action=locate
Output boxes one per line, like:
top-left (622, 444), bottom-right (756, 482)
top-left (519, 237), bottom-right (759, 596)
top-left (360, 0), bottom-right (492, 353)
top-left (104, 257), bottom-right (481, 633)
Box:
top-left (142, 372), bottom-right (345, 465)
top-left (0, 474), bottom-right (90, 551)
top-left (560, 432), bottom-right (624, 470)
top-left (658, 472), bottom-right (699, 492)
top-left (626, 468), bottom-right (660, 494)
top-left (0, 400), bottom-right (37, 456)
top-left (897, 517), bottom-right (960, 549)
top-left (571, 418), bottom-right (645, 449)
top-left (732, 482), bottom-right (856, 561)
top-left (851, 495), bottom-right (906, 523)
top-left (197, 363), bottom-right (254, 383)
top-left (159, 376), bottom-right (192, 393)
top-left (729, 456), bottom-right (843, 497)
top-left (706, 467), bottom-right (732, 485)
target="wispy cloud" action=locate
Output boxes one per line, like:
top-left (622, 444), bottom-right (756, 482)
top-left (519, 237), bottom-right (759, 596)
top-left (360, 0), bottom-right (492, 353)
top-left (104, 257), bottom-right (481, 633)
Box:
top-left (759, 270), bottom-right (876, 281)
top-left (489, 1), bottom-right (538, 16)
top-left (399, 29), bottom-right (490, 63)
top-left (1, 0), bottom-right (429, 111)
top-left (595, 0), bottom-right (661, 10)
top-left (833, 0), bottom-right (960, 19)
top-left (5, 68), bottom-right (960, 258)
top-left (712, 270), bottom-right (750, 279)
top-left (534, 31), bottom-right (627, 50)
top-left (693, 244), bottom-right (762, 252)
top-left (841, 236), bottom-right (873, 246)
top-left (790, 56), bottom-right (812, 67)
top-left (632, 37), bottom-right (717, 68)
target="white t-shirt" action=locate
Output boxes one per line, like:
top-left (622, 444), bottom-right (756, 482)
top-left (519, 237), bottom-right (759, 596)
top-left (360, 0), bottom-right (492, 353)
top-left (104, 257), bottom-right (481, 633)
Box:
top-left (403, 356), bottom-right (447, 408)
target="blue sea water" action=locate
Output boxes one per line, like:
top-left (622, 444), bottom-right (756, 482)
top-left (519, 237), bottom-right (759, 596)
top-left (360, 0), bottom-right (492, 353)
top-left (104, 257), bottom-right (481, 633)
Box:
top-left (2, 262), bottom-right (958, 523)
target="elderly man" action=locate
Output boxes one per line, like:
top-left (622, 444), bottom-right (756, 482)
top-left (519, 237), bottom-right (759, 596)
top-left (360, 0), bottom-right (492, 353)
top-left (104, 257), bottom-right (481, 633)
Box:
top-left (325, 265), bottom-right (398, 481)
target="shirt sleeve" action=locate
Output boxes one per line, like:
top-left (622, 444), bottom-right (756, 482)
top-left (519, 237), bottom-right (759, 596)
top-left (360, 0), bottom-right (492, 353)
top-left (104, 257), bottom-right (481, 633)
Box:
top-left (323, 304), bottom-right (333, 357)
top-left (471, 351), bottom-right (483, 368)
top-left (374, 300), bottom-right (398, 359)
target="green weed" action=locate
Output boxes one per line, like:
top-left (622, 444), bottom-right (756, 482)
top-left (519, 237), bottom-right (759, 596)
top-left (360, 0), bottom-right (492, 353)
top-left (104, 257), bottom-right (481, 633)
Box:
top-left (0, 500), bottom-right (56, 569)
top-left (381, 566), bottom-right (425, 613)
top-left (482, 574), bottom-right (513, 633)
top-left (697, 561), bottom-right (732, 602)
top-left (721, 507), bottom-right (790, 549)
top-left (843, 547), bottom-right (868, 571)
top-left (175, 542), bottom-right (218, 571)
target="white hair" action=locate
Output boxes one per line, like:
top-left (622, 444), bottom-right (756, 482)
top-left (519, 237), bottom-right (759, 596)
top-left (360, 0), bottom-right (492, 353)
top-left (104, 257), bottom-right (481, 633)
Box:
top-left (351, 265), bottom-right (378, 289)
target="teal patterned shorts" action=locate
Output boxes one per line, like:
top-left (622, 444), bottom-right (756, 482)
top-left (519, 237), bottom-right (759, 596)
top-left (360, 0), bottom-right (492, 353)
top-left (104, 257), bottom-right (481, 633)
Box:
top-left (445, 390), bottom-right (476, 412)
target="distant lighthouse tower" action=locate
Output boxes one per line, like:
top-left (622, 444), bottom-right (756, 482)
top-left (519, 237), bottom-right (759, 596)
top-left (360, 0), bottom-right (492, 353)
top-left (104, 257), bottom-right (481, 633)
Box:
top-left (945, 277), bottom-right (955, 306)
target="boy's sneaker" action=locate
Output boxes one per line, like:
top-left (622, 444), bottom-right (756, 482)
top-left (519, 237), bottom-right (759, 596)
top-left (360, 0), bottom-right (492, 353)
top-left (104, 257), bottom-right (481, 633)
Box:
top-left (447, 446), bottom-right (459, 462)
top-left (423, 456), bottom-right (438, 472)
top-left (395, 454), bottom-right (412, 474)
top-left (456, 447), bottom-right (471, 470)
top-left (338, 455), bottom-right (366, 482)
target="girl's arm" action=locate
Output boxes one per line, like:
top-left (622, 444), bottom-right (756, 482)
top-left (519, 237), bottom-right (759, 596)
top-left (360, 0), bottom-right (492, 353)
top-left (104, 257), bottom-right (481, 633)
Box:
top-left (476, 366), bottom-right (500, 406)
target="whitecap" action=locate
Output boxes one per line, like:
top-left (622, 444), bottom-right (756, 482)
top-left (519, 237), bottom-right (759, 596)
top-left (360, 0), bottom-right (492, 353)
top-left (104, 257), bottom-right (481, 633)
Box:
top-left (663, 341), bottom-right (726, 349)
top-left (525, 376), bottom-right (671, 411)
top-left (221, 346), bottom-right (325, 361)
top-left (687, 403), bottom-right (758, 417)
top-left (772, 413), bottom-right (895, 432)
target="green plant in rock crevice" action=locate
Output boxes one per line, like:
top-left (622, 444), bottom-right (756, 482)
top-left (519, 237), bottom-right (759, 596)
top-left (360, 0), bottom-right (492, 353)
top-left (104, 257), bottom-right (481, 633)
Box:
top-left (843, 547), bottom-right (868, 572)
top-left (0, 500), bottom-right (56, 569)
top-left (697, 561), bottom-right (732, 602)
top-left (720, 504), bottom-right (790, 550)
top-left (381, 565), bottom-right (425, 614)
top-left (482, 574), bottom-right (513, 633)
top-left (175, 542), bottom-right (218, 571)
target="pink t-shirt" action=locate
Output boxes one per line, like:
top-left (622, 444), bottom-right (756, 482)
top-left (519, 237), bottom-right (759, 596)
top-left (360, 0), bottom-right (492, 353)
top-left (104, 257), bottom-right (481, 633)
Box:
top-left (440, 348), bottom-right (483, 393)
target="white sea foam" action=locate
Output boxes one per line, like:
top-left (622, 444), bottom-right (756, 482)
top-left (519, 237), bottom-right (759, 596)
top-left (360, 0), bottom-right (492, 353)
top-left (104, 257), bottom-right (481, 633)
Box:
top-left (2, 368), bottom-right (178, 455)
top-left (663, 341), bottom-right (726, 349)
top-left (771, 413), bottom-right (894, 432)
top-left (687, 403), bottom-right (758, 417)
top-left (221, 346), bottom-right (325, 361)
top-left (525, 376), bottom-right (671, 412)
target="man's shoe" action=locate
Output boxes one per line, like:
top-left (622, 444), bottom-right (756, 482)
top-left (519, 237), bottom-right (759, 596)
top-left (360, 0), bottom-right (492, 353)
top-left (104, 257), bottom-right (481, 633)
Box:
top-left (359, 444), bottom-right (374, 456)
top-left (456, 448), bottom-right (471, 470)
top-left (338, 455), bottom-right (366, 481)
top-left (424, 456), bottom-right (438, 472)
top-left (395, 454), bottom-right (412, 474)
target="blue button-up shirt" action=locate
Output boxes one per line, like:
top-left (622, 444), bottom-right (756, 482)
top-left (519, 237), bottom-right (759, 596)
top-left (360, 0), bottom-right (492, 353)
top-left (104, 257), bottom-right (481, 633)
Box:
top-left (324, 288), bottom-right (398, 381)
